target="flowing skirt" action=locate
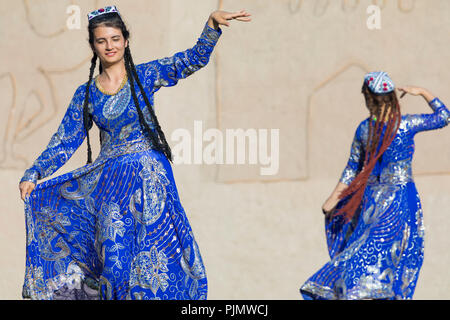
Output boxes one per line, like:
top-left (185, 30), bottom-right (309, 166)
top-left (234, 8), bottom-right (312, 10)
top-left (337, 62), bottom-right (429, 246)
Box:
top-left (300, 182), bottom-right (425, 300)
top-left (23, 149), bottom-right (207, 300)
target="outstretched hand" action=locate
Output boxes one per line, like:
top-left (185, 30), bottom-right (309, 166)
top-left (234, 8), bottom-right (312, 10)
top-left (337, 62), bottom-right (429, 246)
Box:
top-left (208, 10), bottom-right (252, 29)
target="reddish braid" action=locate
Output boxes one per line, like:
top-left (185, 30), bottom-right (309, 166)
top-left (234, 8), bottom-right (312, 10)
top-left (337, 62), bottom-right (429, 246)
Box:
top-left (334, 83), bottom-right (401, 221)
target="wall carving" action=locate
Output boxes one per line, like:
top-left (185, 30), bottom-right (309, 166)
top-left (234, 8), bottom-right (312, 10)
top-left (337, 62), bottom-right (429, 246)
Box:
top-left (1, 0), bottom-right (447, 181)
top-left (0, 0), bottom-right (99, 169)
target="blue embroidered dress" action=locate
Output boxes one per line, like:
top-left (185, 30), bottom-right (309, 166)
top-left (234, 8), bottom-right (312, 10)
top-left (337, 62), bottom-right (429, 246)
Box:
top-left (20, 23), bottom-right (221, 300)
top-left (300, 98), bottom-right (449, 300)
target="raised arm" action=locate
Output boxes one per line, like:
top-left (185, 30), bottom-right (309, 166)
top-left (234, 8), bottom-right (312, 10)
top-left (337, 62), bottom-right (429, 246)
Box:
top-left (19, 85), bottom-right (88, 198)
top-left (398, 86), bottom-right (449, 134)
top-left (138, 10), bottom-right (251, 94)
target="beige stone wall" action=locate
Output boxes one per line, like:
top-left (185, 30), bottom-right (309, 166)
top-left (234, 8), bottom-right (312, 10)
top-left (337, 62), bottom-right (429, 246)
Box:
top-left (0, 0), bottom-right (449, 299)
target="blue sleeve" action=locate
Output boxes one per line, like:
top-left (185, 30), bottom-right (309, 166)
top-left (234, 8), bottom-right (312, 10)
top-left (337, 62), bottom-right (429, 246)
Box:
top-left (404, 98), bottom-right (449, 135)
top-left (20, 85), bottom-right (87, 185)
top-left (137, 22), bottom-right (222, 94)
top-left (339, 122), bottom-right (365, 185)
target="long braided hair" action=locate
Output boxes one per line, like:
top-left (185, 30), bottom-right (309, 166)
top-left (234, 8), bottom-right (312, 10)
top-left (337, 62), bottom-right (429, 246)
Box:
top-left (81, 12), bottom-right (172, 164)
top-left (334, 82), bottom-right (401, 221)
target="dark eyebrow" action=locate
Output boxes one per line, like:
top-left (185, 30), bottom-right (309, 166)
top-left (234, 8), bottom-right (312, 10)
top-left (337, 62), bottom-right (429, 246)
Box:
top-left (96, 35), bottom-right (121, 41)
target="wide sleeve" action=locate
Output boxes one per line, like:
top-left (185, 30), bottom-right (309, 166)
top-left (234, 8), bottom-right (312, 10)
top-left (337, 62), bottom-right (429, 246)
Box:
top-left (404, 97), bottom-right (450, 135)
top-left (339, 122), bottom-right (365, 185)
top-left (20, 85), bottom-right (88, 185)
top-left (137, 22), bottom-right (222, 94)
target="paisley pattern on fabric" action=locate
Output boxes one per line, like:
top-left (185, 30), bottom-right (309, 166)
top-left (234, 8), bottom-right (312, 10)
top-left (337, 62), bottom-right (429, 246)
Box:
top-left (102, 82), bottom-right (132, 120)
top-left (20, 23), bottom-right (221, 300)
top-left (300, 99), bottom-right (449, 300)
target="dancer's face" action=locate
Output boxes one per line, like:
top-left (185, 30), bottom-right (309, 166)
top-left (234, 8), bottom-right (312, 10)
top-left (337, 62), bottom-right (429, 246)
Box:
top-left (92, 25), bottom-right (128, 67)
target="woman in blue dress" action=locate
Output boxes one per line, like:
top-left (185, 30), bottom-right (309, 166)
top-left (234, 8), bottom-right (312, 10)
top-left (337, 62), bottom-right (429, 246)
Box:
top-left (18, 5), bottom-right (251, 300)
top-left (300, 72), bottom-right (449, 300)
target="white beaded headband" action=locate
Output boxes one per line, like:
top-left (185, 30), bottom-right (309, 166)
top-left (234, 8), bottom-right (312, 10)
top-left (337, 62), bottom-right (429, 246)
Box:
top-left (87, 5), bottom-right (121, 21)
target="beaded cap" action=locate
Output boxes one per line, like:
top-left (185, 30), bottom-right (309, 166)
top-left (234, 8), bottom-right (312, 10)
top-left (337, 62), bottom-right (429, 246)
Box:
top-left (364, 71), bottom-right (395, 94)
top-left (87, 5), bottom-right (120, 21)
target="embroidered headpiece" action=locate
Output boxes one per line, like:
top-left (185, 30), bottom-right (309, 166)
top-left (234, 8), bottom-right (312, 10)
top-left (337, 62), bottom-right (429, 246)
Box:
top-left (364, 71), bottom-right (395, 94)
top-left (87, 5), bottom-right (121, 21)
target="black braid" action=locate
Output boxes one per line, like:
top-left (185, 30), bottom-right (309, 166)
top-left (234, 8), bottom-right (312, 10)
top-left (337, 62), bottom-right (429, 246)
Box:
top-left (98, 60), bottom-right (103, 146)
top-left (124, 46), bottom-right (173, 162)
top-left (82, 53), bottom-right (97, 164)
top-left (123, 55), bottom-right (162, 152)
top-left (86, 11), bottom-right (172, 163)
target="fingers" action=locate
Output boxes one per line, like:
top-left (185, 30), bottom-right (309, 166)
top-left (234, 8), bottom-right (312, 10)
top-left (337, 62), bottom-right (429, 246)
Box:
top-left (20, 186), bottom-right (28, 201)
top-left (19, 182), bottom-right (35, 201)
top-left (223, 10), bottom-right (252, 23)
top-left (397, 86), bottom-right (421, 98)
top-left (211, 10), bottom-right (252, 27)
top-left (397, 87), bottom-right (407, 98)
top-left (216, 17), bottom-right (230, 27)
top-left (323, 208), bottom-right (335, 221)
top-left (231, 10), bottom-right (251, 18)
top-left (230, 11), bottom-right (252, 22)
top-left (322, 205), bottom-right (332, 215)
top-left (234, 17), bottom-right (252, 22)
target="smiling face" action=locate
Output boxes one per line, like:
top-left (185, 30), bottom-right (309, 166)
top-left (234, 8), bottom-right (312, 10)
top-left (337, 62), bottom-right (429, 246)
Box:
top-left (91, 25), bottom-right (128, 67)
